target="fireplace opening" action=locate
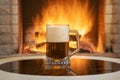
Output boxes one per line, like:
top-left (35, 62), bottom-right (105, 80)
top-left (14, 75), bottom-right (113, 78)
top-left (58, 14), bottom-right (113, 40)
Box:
top-left (19, 0), bottom-right (105, 54)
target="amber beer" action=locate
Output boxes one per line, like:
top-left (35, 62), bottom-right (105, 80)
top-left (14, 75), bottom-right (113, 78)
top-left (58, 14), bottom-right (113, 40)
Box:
top-left (46, 25), bottom-right (69, 65)
top-left (46, 42), bottom-right (69, 59)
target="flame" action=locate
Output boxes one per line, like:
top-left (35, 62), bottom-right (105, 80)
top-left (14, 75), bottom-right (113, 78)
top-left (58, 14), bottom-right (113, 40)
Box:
top-left (24, 0), bottom-right (96, 53)
top-left (41, 0), bottom-right (94, 36)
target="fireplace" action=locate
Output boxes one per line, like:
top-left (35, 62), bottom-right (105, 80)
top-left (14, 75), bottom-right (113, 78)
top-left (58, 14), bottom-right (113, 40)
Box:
top-left (0, 0), bottom-right (120, 55)
top-left (19, 0), bottom-right (105, 54)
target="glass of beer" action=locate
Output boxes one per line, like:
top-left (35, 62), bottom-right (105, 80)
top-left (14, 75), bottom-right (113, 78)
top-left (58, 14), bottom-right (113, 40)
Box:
top-left (46, 24), bottom-right (79, 69)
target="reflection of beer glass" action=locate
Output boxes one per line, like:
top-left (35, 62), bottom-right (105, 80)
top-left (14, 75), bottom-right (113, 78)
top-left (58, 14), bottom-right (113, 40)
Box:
top-left (46, 25), bottom-right (79, 68)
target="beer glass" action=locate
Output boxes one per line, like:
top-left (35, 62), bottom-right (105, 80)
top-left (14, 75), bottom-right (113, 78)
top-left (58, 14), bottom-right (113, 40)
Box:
top-left (46, 24), bottom-right (79, 68)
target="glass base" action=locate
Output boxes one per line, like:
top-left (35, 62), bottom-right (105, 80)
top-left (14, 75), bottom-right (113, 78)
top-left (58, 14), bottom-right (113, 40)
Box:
top-left (45, 64), bottom-right (76, 76)
top-left (45, 57), bottom-right (70, 69)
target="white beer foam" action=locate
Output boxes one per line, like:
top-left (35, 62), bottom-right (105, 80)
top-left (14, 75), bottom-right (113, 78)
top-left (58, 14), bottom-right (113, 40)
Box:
top-left (46, 25), bottom-right (69, 42)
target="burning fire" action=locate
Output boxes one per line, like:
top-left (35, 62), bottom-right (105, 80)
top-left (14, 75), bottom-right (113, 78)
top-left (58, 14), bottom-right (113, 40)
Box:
top-left (24, 0), bottom-right (96, 53)
top-left (41, 0), bottom-right (94, 35)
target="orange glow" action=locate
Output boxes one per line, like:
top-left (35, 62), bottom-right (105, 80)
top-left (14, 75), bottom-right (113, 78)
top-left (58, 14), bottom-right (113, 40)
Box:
top-left (69, 41), bottom-right (77, 49)
top-left (41, 0), bottom-right (94, 37)
top-left (23, 0), bottom-right (99, 53)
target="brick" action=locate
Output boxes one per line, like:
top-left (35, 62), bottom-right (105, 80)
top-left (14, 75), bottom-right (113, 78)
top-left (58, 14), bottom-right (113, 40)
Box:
top-left (0, 4), bottom-right (19, 15)
top-left (112, 43), bottom-right (120, 54)
top-left (106, 42), bottom-right (112, 48)
top-left (106, 33), bottom-right (113, 43)
top-left (106, 4), bottom-right (112, 14)
top-left (13, 34), bottom-right (18, 43)
top-left (0, 34), bottom-right (18, 44)
top-left (112, 5), bottom-right (120, 10)
top-left (12, 25), bottom-right (19, 33)
top-left (0, 25), bottom-right (12, 33)
top-left (106, 0), bottom-right (112, 4)
top-left (113, 25), bottom-right (120, 34)
top-left (0, 44), bottom-right (18, 55)
top-left (12, 5), bottom-right (18, 14)
top-left (0, 5), bottom-right (11, 14)
top-left (111, 0), bottom-right (120, 4)
top-left (0, 34), bottom-right (13, 44)
top-left (113, 34), bottom-right (120, 44)
top-left (106, 0), bottom-right (120, 4)
top-left (0, 50), bottom-right (11, 55)
top-left (12, 15), bottom-right (18, 24)
top-left (0, 15), bottom-right (11, 24)
top-left (105, 14), bottom-right (112, 24)
top-left (0, 0), bottom-right (10, 5)
top-left (11, 0), bottom-right (18, 5)
top-left (112, 9), bottom-right (120, 15)
top-left (105, 24), bottom-right (114, 34)
top-left (106, 3), bottom-right (120, 15)
top-left (0, 25), bottom-right (18, 33)
top-left (0, 0), bottom-right (18, 5)
top-left (105, 14), bottom-right (120, 24)
top-left (107, 0), bottom-right (120, 4)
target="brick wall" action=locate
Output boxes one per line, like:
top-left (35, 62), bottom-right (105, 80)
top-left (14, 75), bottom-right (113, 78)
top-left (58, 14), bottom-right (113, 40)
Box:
top-left (105, 0), bottom-right (120, 53)
top-left (0, 0), bottom-right (120, 55)
top-left (0, 0), bottom-right (19, 55)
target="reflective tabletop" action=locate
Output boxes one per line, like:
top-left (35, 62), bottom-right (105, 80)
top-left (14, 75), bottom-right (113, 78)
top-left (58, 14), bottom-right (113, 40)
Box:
top-left (0, 56), bottom-right (120, 76)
